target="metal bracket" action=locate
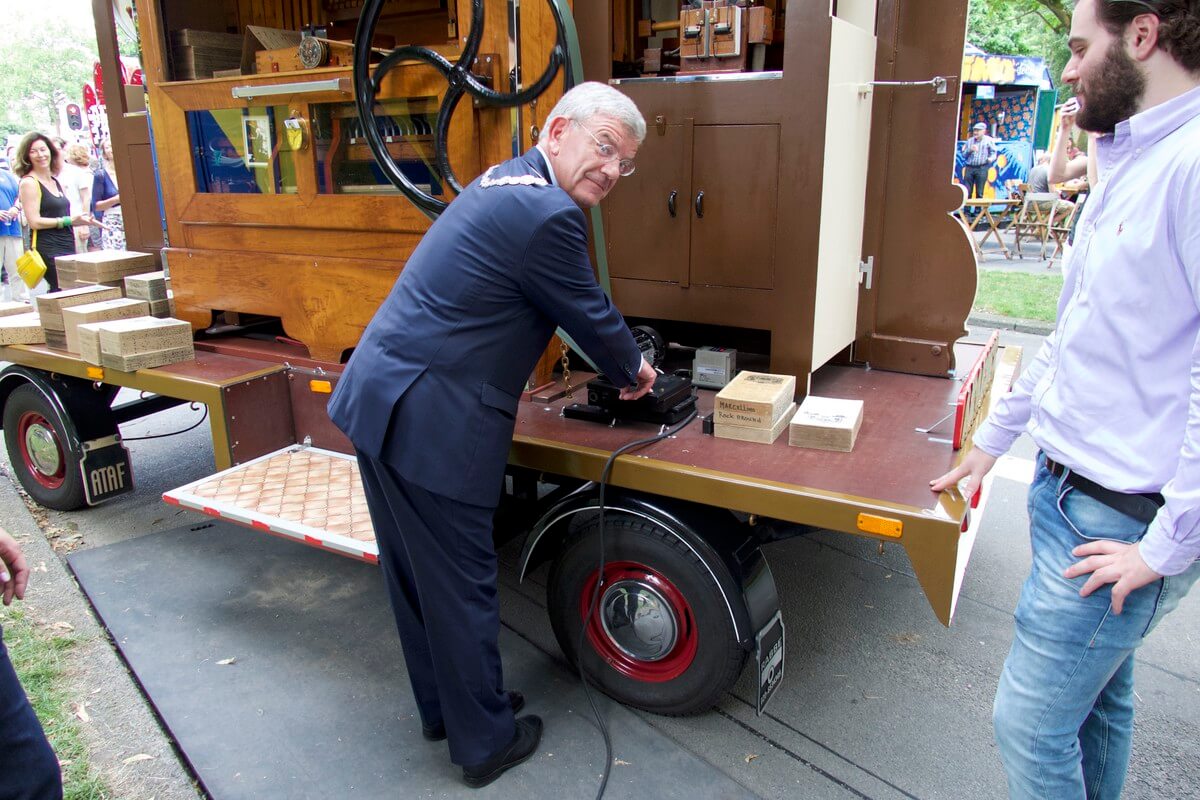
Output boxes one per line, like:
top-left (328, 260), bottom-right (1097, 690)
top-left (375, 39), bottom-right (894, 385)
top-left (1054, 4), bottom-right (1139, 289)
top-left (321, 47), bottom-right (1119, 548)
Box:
top-left (858, 256), bottom-right (874, 291)
top-left (859, 76), bottom-right (949, 98)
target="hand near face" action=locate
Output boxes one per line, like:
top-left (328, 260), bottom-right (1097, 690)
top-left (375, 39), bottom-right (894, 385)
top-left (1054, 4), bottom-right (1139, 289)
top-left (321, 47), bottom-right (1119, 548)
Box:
top-left (1060, 97), bottom-right (1080, 131)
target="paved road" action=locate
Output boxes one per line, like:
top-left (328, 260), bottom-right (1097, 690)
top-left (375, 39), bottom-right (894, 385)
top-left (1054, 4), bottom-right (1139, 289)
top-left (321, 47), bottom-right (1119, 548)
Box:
top-left (3, 326), bottom-right (1198, 799)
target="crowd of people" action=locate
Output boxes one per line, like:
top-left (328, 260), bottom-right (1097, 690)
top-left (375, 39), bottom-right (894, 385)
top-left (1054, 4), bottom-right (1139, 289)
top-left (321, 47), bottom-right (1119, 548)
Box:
top-left (0, 133), bottom-right (124, 301)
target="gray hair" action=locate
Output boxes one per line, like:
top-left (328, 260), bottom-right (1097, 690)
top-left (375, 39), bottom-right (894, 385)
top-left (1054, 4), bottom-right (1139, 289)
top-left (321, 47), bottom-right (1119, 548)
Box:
top-left (543, 82), bottom-right (646, 144)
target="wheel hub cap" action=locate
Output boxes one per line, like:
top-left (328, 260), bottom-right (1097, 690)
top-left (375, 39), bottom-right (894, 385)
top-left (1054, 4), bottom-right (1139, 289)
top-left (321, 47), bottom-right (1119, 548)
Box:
top-left (599, 580), bottom-right (678, 662)
top-left (24, 423), bottom-right (61, 476)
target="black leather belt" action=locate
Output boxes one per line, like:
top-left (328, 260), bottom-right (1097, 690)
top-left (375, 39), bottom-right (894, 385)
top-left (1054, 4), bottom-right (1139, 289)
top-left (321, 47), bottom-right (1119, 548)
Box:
top-left (1045, 456), bottom-right (1164, 525)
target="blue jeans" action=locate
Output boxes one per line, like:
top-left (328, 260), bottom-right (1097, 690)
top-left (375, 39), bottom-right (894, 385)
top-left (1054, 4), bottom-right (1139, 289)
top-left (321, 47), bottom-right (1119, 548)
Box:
top-left (993, 454), bottom-right (1200, 799)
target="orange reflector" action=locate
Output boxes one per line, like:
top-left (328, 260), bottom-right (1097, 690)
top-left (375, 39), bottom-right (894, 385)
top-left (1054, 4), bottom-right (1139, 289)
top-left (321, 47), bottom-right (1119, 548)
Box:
top-left (86, 366), bottom-right (104, 381)
top-left (857, 513), bottom-right (903, 539)
top-left (309, 379), bottom-right (332, 394)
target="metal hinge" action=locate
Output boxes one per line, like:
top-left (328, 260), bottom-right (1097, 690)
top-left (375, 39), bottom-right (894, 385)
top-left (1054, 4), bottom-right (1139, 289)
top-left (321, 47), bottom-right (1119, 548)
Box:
top-left (858, 256), bottom-right (874, 290)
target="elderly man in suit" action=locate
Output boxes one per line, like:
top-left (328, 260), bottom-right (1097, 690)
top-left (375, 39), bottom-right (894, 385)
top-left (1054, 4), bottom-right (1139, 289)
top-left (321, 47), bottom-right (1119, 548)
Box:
top-left (328, 81), bottom-right (656, 788)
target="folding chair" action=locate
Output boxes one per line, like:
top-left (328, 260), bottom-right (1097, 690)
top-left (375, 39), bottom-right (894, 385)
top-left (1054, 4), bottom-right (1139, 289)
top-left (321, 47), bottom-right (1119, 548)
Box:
top-left (1047, 193), bottom-right (1086, 265)
top-left (1011, 192), bottom-right (1057, 259)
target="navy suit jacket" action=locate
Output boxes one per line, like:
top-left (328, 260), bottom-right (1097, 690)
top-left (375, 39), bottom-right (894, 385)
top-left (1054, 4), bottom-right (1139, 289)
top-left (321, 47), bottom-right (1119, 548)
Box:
top-left (328, 149), bottom-right (642, 507)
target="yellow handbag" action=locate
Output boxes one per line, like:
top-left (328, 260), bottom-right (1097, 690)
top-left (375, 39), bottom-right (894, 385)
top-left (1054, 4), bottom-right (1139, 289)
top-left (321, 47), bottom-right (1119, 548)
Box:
top-left (16, 179), bottom-right (48, 289)
top-left (17, 229), bottom-right (48, 289)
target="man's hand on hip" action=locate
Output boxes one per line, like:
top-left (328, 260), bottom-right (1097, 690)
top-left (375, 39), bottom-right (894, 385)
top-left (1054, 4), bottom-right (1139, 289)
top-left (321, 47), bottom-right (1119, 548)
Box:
top-left (930, 446), bottom-right (997, 501)
top-left (619, 357), bottom-right (657, 401)
top-left (1065, 540), bottom-right (1162, 615)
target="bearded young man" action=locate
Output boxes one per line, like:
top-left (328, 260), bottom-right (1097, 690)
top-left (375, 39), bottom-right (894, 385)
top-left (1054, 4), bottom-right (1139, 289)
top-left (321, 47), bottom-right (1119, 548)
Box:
top-left (932, 1), bottom-right (1200, 798)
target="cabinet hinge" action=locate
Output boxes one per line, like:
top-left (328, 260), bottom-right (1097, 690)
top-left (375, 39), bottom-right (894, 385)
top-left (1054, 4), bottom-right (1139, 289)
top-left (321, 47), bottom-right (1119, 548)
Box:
top-left (858, 256), bottom-right (874, 291)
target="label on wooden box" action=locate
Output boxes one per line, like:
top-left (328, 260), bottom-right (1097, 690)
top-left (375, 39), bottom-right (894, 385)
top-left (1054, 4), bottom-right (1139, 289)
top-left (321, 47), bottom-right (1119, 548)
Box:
top-left (714, 371), bottom-right (797, 427)
top-left (714, 403), bottom-right (796, 445)
top-left (62, 298), bottom-right (150, 353)
top-left (788, 396), bottom-right (865, 453)
top-left (100, 344), bottom-right (195, 372)
top-left (0, 313), bottom-right (47, 345)
top-left (35, 285), bottom-right (124, 330)
top-left (97, 317), bottom-right (192, 356)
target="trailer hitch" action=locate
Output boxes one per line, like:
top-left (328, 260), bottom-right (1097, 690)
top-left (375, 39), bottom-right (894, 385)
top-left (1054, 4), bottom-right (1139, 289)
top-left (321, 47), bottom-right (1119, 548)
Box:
top-left (353, 0), bottom-right (575, 218)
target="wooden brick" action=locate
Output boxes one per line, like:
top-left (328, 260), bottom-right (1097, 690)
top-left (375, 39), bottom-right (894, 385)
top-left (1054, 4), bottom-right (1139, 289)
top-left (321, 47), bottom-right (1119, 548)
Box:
top-left (35, 285), bottom-right (123, 330)
top-left (714, 371), bottom-right (797, 428)
top-left (62, 299), bottom-right (151, 353)
top-left (124, 271), bottom-right (168, 301)
top-left (0, 301), bottom-right (32, 318)
top-left (44, 329), bottom-right (67, 350)
top-left (0, 313), bottom-right (47, 345)
top-left (76, 322), bottom-right (105, 365)
top-left (101, 344), bottom-right (195, 372)
top-left (97, 317), bottom-right (193, 356)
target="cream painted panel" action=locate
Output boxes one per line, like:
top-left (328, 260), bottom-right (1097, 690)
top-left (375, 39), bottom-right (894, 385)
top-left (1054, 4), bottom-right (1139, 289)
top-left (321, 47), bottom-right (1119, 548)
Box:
top-left (811, 18), bottom-right (876, 370)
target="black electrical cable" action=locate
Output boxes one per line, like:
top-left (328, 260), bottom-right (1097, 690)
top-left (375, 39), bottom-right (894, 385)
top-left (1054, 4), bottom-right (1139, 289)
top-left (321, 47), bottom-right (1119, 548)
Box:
top-left (120, 403), bottom-right (209, 441)
top-left (577, 407), bottom-right (698, 800)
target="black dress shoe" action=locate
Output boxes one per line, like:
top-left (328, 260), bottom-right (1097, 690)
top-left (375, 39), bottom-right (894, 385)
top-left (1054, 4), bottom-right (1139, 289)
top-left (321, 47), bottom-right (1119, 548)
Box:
top-left (421, 690), bottom-right (526, 742)
top-left (462, 715), bottom-right (542, 789)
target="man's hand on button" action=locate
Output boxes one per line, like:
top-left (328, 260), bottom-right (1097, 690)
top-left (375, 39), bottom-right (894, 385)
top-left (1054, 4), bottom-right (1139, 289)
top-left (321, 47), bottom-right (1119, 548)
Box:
top-left (619, 357), bottom-right (657, 401)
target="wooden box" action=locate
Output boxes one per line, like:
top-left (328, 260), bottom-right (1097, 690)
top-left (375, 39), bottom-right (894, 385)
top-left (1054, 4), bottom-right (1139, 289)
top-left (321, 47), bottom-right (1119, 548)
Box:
top-left (255, 46), bottom-right (303, 74)
top-left (62, 298), bottom-right (150, 353)
top-left (714, 371), bottom-right (797, 427)
top-left (747, 7), bottom-right (774, 45)
top-left (35, 286), bottom-right (124, 331)
top-left (97, 317), bottom-right (193, 356)
top-left (124, 271), bottom-right (168, 301)
top-left (0, 313), bottom-right (47, 345)
top-left (788, 396), bottom-right (865, 452)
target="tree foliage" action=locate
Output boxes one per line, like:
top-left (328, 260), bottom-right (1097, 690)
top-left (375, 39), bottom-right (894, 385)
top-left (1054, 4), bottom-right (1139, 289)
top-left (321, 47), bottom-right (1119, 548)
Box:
top-left (968, 0), bottom-right (1075, 93)
top-left (0, 8), bottom-right (100, 141)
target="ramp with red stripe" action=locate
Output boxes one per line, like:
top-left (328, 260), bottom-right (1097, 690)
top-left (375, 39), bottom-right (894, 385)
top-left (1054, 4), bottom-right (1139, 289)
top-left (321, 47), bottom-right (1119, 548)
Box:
top-left (164, 446), bottom-right (378, 563)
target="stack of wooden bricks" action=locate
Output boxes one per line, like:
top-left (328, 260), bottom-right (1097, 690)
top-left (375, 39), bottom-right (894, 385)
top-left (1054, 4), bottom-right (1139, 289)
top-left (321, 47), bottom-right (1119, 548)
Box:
top-left (62, 298), bottom-right (150, 353)
top-left (34, 285), bottom-right (123, 350)
top-left (80, 317), bottom-right (194, 371)
top-left (55, 250), bottom-right (158, 291)
top-left (713, 371), bottom-right (798, 445)
top-left (124, 271), bottom-right (175, 318)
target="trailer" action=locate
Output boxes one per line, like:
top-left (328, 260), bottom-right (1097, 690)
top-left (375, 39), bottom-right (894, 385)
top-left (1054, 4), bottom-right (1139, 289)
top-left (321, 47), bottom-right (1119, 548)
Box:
top-left (1, 0), bottom-right (1015, 716)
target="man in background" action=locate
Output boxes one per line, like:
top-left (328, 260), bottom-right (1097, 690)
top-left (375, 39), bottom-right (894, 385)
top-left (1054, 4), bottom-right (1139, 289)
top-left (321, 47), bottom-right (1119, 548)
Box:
top-left (961, 121), bottom-right (998, 202)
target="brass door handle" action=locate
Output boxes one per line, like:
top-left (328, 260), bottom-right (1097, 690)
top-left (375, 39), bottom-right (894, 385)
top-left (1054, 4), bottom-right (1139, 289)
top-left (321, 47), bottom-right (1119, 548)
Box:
top-left (668, 190), bottom-right (677, 218)
top-left (695, 190), bottom-right (704, 219)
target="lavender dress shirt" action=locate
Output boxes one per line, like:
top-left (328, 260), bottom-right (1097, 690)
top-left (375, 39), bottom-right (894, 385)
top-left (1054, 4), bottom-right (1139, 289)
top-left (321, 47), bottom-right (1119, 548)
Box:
top-left (973, 84), bottom-right (1200, 576)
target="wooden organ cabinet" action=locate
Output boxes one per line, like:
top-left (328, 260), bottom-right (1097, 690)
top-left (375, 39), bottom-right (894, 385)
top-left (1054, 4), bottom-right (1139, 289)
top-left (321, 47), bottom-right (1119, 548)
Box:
top-left (585, 0), bottom-right (975, 390)
top-left (135, 0), bottom-right (568, 363)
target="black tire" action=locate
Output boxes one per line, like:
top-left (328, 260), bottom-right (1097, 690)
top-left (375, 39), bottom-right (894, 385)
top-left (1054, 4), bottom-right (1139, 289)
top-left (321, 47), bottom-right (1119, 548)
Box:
top-left (2, 384), bottom-right (86, 511)
top-left (547, 514), bottom-right (747, 716)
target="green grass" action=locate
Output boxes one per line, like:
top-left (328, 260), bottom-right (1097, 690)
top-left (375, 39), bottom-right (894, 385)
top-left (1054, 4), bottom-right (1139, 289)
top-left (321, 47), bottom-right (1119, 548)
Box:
top-left (1, 607), bottom-right (109, 800)
top-left (974, 270), bottom-right (1064, 322)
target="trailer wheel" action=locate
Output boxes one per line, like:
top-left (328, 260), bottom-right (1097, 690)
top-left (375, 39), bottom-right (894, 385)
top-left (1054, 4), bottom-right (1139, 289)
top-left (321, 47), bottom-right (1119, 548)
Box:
top-left (547, 514), bottom-right (746, 716)
top-left (3, 384), bottom-right (86, 511)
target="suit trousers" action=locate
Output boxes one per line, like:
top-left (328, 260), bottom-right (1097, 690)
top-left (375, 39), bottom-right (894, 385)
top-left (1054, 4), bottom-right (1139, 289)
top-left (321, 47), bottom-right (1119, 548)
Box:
top-left (355, 452), bottom-right (515, 767)
top-left (0, 625), bottom-right (63, 800)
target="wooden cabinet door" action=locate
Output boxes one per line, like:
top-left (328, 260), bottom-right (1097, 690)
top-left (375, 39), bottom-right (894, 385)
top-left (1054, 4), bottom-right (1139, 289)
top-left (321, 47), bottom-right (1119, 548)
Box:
top-left (689, 124), bottom-right (778, 289)
top-left (603, 122), bottom-right (692, 284)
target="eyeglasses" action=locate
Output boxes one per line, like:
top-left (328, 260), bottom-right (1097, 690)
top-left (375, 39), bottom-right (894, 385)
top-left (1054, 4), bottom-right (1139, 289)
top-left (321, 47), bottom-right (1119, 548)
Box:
top-left (574, 121), bottom-right (636, 177)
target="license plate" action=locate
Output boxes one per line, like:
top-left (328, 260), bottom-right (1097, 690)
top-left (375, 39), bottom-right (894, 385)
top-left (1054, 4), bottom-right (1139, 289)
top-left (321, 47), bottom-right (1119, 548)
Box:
top-left (81, 440), bottom-right (133, 505)
top-left (755, 611), bottom-right (785, 715)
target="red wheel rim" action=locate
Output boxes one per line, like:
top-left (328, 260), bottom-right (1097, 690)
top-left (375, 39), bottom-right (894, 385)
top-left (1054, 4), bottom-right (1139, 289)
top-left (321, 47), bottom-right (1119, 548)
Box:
top-left (579, 560), bottom-right (698, 682)
top-left (17, 411), bottom-right (65, 490)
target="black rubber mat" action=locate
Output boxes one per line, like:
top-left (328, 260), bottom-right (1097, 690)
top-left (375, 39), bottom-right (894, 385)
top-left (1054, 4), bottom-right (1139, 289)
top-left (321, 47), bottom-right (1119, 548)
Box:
top-left (69, 522), bottom-right (753, 799)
